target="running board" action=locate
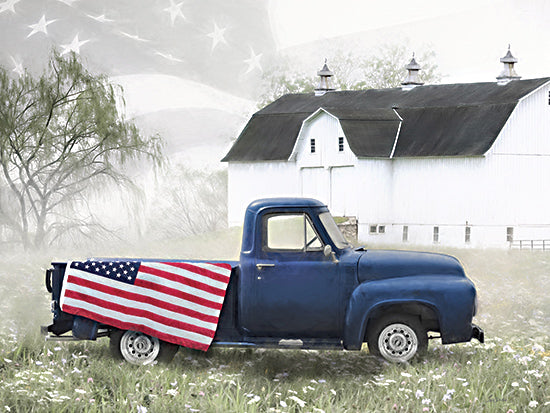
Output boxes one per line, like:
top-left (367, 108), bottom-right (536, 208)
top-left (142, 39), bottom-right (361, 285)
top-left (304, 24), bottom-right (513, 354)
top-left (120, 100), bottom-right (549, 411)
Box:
top-left (212, 338), bottom-right (344, 350)
top-left (41, 325), bottom-right (109, 342)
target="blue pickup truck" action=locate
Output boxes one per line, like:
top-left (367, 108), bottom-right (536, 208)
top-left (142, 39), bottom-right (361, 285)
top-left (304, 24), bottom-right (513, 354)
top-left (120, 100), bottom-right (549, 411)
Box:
top-left (42, 198), bottom-right (484, 364)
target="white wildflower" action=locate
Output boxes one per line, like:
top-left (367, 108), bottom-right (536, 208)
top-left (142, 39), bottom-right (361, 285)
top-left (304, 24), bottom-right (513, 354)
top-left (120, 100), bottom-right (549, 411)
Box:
top-left (415, 389), bottom-right (424, 399)
top-left (532, 344), bottom-right (545, 353)
top-left (529, 400), bottom-right (538, 408)
top-left (136, 406), bottom-right (148, 413)
top-left (330, 389), bottom-right (336, 396)
top-left (74, 389), bottom-right (86, 394)
top-left (422, 398), bottom-right (431, 405)
top-left (502, 345), bottom-right (515, 353)
top-left (401, 372), bottom-right (412, 377)
top-left (166, 389), bottom-right (178, 396)
top-left (280, 400), bottom-right (287, 408)
top-left (511, 382), bottom-right (519, 387)
top-left (247, 395), bottom-right (261, 404)
top-left (289, 395), bottom-right (306, 407)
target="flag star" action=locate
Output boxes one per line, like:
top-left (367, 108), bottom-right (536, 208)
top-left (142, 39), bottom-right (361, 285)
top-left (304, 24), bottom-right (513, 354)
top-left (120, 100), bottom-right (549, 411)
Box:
top-left (127, 276), bottom-right (132, 280)
top-left (27, 15), bottom-right (56, 38)
top-left (74, 262), bottom-right (79, 267)
top-left (109, 262), bottom-right (113, 266)
top-left (60, 34), bottom-right (90, 55)
top-left (85, 265), bottom-right (90, 269)
top-left (0, 0), bottom-right (20, 14)
top-left (130, 267), bottom-right (135, 271)
top-left (119, 264), bottom-right (124, 268)
top-left (106, 270), bottom-right (110, 275)
top-left (123, 270), bottom-right (128, 274)
top-left (126, 262), bottom-right (130, 265)
top-left (95, 267), bottom-right (100, 272)
top-left (87, 13), bottom-right (114, 23)
top-left (116, 273), bottom-right (121, 278)
top-left (164, 0), bottom-right (185, 25)
top-left (102, 265), bottom-right (106, 269)
top-left (118, 31), bottom-right (149, 43)
top-left (207, 22), bottom-right (227, 52)
top-left (244, 47), bottom-right (263, 74)
top-left (91, 262), bottom-right (96, 266)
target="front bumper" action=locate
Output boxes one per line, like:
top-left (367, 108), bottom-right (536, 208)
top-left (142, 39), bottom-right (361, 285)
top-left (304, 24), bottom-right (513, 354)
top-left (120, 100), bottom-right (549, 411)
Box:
top-left (471, 324), bottom-right (485, 343)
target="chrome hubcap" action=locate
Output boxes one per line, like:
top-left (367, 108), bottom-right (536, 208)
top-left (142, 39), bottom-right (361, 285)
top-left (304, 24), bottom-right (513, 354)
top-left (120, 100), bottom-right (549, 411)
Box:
top-left (120, 331), bottom-right (160, 365)
top-left (378, 323), bottom-right (418, 362)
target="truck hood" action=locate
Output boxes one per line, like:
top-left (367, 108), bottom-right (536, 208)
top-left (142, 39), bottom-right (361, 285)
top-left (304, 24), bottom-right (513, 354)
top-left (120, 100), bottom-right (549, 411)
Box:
top-left (357, 249), bottom-right (466, 283)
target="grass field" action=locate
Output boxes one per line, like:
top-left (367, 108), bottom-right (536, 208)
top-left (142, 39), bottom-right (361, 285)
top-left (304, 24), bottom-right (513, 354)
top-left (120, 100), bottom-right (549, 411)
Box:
top-left (0, 232), bottom-right (548, 412)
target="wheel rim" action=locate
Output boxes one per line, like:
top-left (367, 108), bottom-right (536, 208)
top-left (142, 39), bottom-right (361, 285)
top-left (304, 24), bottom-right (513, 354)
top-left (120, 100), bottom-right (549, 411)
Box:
top-left (119, 331), bottom-right (160, 365)
top-left (378, 323), bottom-right (418, 362)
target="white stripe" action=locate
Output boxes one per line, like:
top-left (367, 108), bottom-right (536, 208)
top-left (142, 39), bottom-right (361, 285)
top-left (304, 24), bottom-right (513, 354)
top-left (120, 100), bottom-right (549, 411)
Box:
top-left (62, 296), bottom-right (212, 345)
top-left (190, 262), bottom-right (232, 277)
top-left (137, 268), bottom-right (225, 304)
top-left (62, 268), bottom-right (221, 317)
top-left (145, 262), bottom-right (229, 290)
top-left (64, 281), bottom-right (218, 331)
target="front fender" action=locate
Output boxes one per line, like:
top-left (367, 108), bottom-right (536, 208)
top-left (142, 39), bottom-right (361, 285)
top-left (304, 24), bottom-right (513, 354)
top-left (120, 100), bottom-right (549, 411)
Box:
top-left (343, 275), bottom-right (476, 350)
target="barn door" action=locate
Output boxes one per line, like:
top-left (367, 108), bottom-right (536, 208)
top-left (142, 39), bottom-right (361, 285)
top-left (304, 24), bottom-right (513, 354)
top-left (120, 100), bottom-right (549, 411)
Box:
top-left (330, 166), bottom-right (356, 217)
top-left (300, 167), bottom-right (329, 205)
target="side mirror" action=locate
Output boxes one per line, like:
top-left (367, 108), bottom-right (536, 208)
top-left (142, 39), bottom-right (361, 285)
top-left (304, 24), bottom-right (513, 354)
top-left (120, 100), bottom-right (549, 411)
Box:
top-left (323, 245), bottom-right (339, 263)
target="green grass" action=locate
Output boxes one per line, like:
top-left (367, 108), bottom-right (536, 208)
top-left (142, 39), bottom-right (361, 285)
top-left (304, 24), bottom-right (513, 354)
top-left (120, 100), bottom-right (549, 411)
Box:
top-left (0, 235), bottom-right (549, 411)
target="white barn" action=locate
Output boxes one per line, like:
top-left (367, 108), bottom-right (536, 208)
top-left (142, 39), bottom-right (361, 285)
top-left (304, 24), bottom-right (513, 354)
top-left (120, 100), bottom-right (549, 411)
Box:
top-left (222, 52), bottom-right (550, 248)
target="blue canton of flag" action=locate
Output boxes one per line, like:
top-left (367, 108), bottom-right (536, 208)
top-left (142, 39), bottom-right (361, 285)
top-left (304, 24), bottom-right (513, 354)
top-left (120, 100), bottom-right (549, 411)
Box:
top-left (71, 260), bottom-right (140, 285)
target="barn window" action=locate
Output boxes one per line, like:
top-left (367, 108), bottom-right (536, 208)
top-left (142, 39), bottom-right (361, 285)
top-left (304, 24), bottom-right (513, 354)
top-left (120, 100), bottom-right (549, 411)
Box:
top-left (369, 225), bottom-right (377, 234)
top-left (433, 226), bottom-right (439, 243)
top-left (506, 227), bottom-right (514, 242)
top-left (378, 225), bottom-right (385, 234)
top-left (402, 226), bottom-right (408, 242)
top-left (465, 226), bottom-right (471, 243)
top-left (310, 138), bottom-right (316, 153)
top-left (338, 137), bottom-right (344, 152)
top-left (548, 91), bottom-right (550, 105)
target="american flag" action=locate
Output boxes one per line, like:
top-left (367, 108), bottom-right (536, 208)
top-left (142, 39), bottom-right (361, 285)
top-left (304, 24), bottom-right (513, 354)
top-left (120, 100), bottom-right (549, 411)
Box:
top-left (60, 259), bottom-right (233, 351)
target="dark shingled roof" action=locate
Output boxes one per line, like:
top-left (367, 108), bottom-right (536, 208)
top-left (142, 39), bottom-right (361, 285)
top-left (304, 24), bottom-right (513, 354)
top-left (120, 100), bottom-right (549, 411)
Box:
top-left (222, 78), bottom-right (550, 161)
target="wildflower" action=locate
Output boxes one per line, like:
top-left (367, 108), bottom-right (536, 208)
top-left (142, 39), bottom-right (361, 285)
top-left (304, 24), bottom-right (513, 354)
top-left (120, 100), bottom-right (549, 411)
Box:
top-left (171, 380), bottom-right (177, 387)
top-left (401, 372), bottom-right (412, 378)
top-left (415, 390), bottom-right (424, 399)
top-left (198, 391), bottom-right (205, 397)
top-left (423, 408), bottom-right (429, 412)
top-left (318, 379), bottom-right (326, 383)
top-left (330, 389), bottom-right (336, 396)
top-left (502, 345), bottom-right (515, 353)
top-left (422, 398), bottom-right (431, 405)
top-left (87, 377), bottom-right (93, 383)
top-left (166, 389), bottom-right (178, 396)
top-left (74, 389), bottom-right (86, 394)
top-left (511, 382), bottom-right (519, 387)
top-left (418, 377), bottom-right (426, 383)
top-left (280, 401), bottom-right (287, 408)
top-left (5, 407), bottom-right (11, 412)
top-left (247, 395), bottom-right (261, 404)
top-left (532, 344), bottom-right (545, 353)
top-left (137, 406), bottom-right (148, 413)
top-left (529, 401), bottom-right (538, 408)
top-left (289, 396), bottom-right (306, 408)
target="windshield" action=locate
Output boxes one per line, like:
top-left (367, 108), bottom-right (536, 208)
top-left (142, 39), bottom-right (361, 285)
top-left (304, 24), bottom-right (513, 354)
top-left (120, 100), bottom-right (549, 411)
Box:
top-left (319, 211), bottom-right (350, 250)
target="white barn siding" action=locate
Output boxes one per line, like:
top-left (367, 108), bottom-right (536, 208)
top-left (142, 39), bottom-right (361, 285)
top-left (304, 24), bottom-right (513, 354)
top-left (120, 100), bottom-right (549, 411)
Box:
top-left (227, 161), bottom-right (298, 226)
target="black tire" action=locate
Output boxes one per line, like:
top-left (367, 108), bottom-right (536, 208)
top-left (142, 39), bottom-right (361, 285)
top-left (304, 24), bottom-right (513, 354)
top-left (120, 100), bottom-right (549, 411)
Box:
top-left (109, 330), bottom-right (179, 365)
top-left (367, 314), bottom-right (428, 363)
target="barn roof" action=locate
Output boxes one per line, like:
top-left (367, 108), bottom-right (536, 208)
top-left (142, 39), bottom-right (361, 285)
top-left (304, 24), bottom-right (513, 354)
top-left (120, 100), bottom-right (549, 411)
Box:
top-left (222, 77), bottom-right (550, 161)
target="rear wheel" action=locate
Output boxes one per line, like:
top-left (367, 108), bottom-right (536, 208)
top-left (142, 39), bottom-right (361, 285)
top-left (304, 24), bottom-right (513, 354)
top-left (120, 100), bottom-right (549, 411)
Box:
top-left (367, 314), bottom-right (427, 363)
top-left (110, 330), bottom-right (179, 365)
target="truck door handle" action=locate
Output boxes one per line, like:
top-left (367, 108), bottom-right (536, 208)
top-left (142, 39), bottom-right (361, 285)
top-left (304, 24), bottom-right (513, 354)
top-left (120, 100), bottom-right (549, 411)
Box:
top-left (256, 263), bottom-right (275, 269)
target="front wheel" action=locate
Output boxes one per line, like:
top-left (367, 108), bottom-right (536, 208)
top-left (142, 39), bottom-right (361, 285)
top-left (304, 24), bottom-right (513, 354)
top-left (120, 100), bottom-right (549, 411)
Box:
top-left (110, 330), bottom-right (179, 365)
top-left (367, 314), bottom-right (428, 363)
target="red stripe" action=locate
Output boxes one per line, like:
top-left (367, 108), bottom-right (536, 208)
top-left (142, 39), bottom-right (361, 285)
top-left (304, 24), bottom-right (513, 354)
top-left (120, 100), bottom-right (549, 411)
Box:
top-left (63, 289), bottom-right (216, 338)
top-left (139, 265), bottom-right (226, 297)
top-left (135, 278), bottom-right (223, 310)
top-left (65, 275), bottom-right (219, 324)
top-left (162, 262), bottom-right (231, 283)
top-left (62, 305), bottom-right (209, 351)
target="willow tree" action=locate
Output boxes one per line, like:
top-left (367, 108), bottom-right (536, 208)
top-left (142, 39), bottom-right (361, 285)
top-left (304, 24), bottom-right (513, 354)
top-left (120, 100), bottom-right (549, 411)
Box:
top-left (0, 52), bottom-right (162, 250)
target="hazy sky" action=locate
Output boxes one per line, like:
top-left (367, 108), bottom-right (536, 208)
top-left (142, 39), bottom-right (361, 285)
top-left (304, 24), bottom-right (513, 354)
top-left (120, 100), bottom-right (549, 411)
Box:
top-left (268, 0), bottom-right (550, 84)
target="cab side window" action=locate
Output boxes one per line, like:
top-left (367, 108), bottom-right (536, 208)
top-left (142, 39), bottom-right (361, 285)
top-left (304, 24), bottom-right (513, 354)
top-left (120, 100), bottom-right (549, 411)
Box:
top-left (265, 214), bottom-right (322, 251)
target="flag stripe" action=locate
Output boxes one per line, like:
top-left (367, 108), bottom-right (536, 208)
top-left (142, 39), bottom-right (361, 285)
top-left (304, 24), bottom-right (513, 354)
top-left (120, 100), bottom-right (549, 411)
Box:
top-left (147, 261), bottom-right (231, 290)
top-left (140, 263), bottom-right (227, 296)
top-left (63, 289), bottom-right (216, 338)
top-left (64, 275), bottom-right (219, 327)
top-left (162, 261), bottom-right (232, 283)
top-left (62, 304), bottom-right (209, 351)
top-left (135, 278), bottom-right (223, 310)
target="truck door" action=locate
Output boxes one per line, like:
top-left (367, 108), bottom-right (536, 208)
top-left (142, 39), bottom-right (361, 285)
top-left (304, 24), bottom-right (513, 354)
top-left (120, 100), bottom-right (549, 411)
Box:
top-left (241, 212), bottom-right (341, 338)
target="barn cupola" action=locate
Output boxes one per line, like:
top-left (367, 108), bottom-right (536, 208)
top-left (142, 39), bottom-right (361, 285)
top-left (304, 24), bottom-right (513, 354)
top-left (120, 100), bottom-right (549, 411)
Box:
top-left (496, 45), bottom-right (521, 85)
top-left (401, 53), bottom-right (424, 91)
top-left (314, 59), bottom-right (335, 96)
